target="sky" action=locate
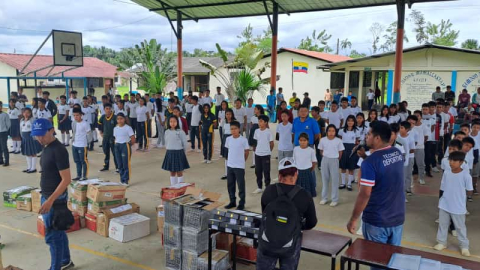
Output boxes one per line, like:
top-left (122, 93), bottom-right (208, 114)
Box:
top-left (0, 0), bottom-right (479, 56)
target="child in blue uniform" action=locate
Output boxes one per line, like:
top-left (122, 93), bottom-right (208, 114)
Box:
top-left (114, 113), bottom-right (135, 185)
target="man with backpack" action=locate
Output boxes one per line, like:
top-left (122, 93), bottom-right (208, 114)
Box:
top-left (257, 157), bottom-right (317, 270)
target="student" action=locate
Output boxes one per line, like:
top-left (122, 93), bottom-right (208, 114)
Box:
top-left (339, 115), bottom-right (359, 191)
top-left (88, 95), bottom-right (99, 145)
top-left (326, 101), bottom-right (343, 130)
top-left (441, 140), bottom-right (467, 171)
top-left (276, 101), bottom-right (293, 123)
top-left (31, 98), bottom-right (39, 120)
top-left (126, 94), bottom-right (138, 135)
top-left (145, 93), bottom-right (154, 138)
top-left (398, 121), bottom-right (416, 198)
top-left (220, 109), bottom-right (235, 180)
top-left (71, 108), bottom-right (91, 181)
top-left (409, 112), bottom-right (428, 185)
top-left (339, 97), bottom-right (352, 120)
top-left (200, 103), bottom-right (217, 163)
top-left (319, 124), bottom-right (344, 206)
top-left (57, 95), bottom-right (72, 146)
top-left (98, 95), bottom-right (109, 116)
top-left (470, 120), bottom-right (480, 194)
top-left (36, 98), bottom-right (52, 122)
top-left (390, 123), bottom-right (407, 159)
top-left (114, 113), bottom-right (135, 185)
top-left (20, 108), bottom-right (42, 173)
top-left (434, 151), bottom-right (473, 257)
top-left (366, 109), bottom-right (378, 126)
top-left (162, 115), bottom-right (189, 185)
top-left (8, 99), bottom-right (21, 154)
top-left (214, 86), bottom-right (225, 120)
top-left (318, 100), bottom-right (328, 119)
top-left (379, 105), bottom-right (390, 123)
top-left (311, 106), bottom-right (326, 168)
top-left (224, 121), bottom-right (250, 210)
top-left (154, 98), bottom-right (166, 148)
top-left (333, 90), bottom-right (342, 104)
top-left (293, 133), bottom-right (317, 197)
top-left (249, 105), bottom-right (265, 168)
top-left (290, 99), bottom-right (301, 119)
top-left (367, 89), bottom-right (375, 109)
top-left (388, 104), bottom-right (401, 123)
top-left (422, 103), bottom-right (436, 177)
top-left (350, 96), bottom-right (361, 116)
top-left (173, 106), bottom-right (188, 135)
top-left (135, 97), bottom-right (150, 151)
top-left (113, 94), bottom-right (121, 113)
top-left (98, 103), bottom-right (118, 172)
top-left (253, 115), bottom-right (274, 194)
top-left (218, 100), bottom-right (228, 157)
top-left (436, 101), bottom-right (447, 164)
top-left (115, 100), bottom-right (128, 117)
top-left (233, 99), bottom-right (247, 135)
top-left (0, 101), bottom-right (10, 166)
top-left (276, 111), bottom-right (294, 161)
top-left (42, 91), bottom-right (57, 117)
top-left (189, 96), bottom-right (202, 152)
top-left (245, 98), bottom-right (255, 139)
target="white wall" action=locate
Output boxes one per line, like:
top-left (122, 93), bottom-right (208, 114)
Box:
top-left (0, 62), bottom-right (18, 105)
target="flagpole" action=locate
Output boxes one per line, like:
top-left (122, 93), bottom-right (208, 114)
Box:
top-left (291, 58), bottom-right (294, 92)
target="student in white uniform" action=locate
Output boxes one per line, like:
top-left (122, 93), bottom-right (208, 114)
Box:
top-left (57, 95), bottom-right (72, 146)
top-left (245, 98), bottom-right (255, 140)
top-left (8, 99), bottom-right (22, 154)
top-left (114, 113), bottom-right (136, 185)
top-left (326, 101), bottom-right (344, 130)
top-left (154, 98), bottom-right (166, 148)
top-left (398, 121), bottom-right (416, 197)
top-left (20, 108), bottom-right (42, 173)
top-left (71, 108), bottom-right (91, 181)
top-left (126, 94), bottom-right (138, 136)
top-left (276, 110), bottom-right (294, 161)
top-left (220, 109), bottom-right (235, 180)
top-left (233, 99), bottom-right (247, 135)
top-left (409, 112), bottom-right (428, 185)
top-left (135, 97), bottom-right (150, 151)
top-left (36, 99), bottom-right (52, 122)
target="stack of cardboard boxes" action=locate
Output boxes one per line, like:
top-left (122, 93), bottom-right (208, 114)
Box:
top-left (3, 186), bottom-right (37, 209)
top-left (163, 187), bottom-right (225, 270)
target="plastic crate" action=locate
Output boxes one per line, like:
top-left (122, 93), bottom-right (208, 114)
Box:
top-left (164, 223), bottom-right (182, 248)
top-left (183, 206), bottom-right (212, 231)
top-left (165, 201), bottom-right (183, 226)
top-left (165, 245), bottom-right (181, 270)
top-left (182, 228), bottom-right (208, 254)
top-left (181, 250), bottom-right (199, 270)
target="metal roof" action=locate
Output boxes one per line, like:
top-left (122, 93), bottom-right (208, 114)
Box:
top-left (132, 0), bottom-right (453, 21)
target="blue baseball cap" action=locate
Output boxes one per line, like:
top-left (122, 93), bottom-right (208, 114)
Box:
top-left (31, 118), bottom-right (53, 136)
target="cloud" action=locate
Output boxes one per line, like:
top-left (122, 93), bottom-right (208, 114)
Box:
top-left (0, 0), bottom-right (479, 55)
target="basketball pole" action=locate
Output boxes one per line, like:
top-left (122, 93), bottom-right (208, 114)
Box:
top-left (176, 10), bottom-right (183, 100)
top-left (19, 32), bottom-right (52, 74)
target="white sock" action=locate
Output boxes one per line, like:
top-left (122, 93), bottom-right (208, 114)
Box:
top-left (26, 157), bottom-right (31, 170)
top-left (93, 131), bottom-right (98, 141)
top-left (225, 160), bottom-right (228, 176)
top-left (348, 174), bottom-right (354, 186)
top-left (178, 176), bottom-right (184, 183)
top-left (354, 169), bottom-right (359, 182)
top-left (13, 141), bottom-right (18, 151)
top-left (170, 176), bottom-right (178, 185)
top-left (341, 173), bottom-right (346, 185)
top-left (61, 133), bottom-right (65, 144)
top-left (31, 156), bottom-right (37, 171)
top-left (16, 141), bottom-right (21, 152)
top-left (66, 134), bottom-right (71, 144)
top-left (252, 157), bottom-right (255, 165)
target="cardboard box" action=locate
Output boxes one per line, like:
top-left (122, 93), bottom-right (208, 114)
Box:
top-left (109, 213), bottom-right (150, 243)
top-left (87, 182), bottom-right (127, 202)
top-left (96, 203), bottom-right (140, 237)
top-left (156, 205), bottom-right (164, 232)
top-left (160, 182), bottom-right (195, 201)
top-left (215, 232), bottom-right (233, 252)
top-left (236, 238), bottom-right (257, 262)
top-left (16, 194), bottom-right (32, 212)
top-left (68, 197), bottom-right (88, 216)
top-left (37, 214), bottom-right (81, 236)
top-left (198, 249), bottom-right (230, 270)
top-left (68, 179), bottom-right (102, 202)
top-left (3, 186), bottom-right (36, 208)
top-left (87, 198), bottom-right (127, 215)
top-left (31, 189), bottom-right (41, 213)
top-left (170, 187), bottom-right (224, 211)
top-left (85, 213), bottom-right (97, 232)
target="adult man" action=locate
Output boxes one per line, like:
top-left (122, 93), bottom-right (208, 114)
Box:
top-left (471, 87), bottom-right (480, 108)
top-left (266, 89), bottom-right (276, 122)
top-left (288, 92), bottom-right (297, 107)
top-left (202, 89), bottom-right (213, 108)
top-left (347, 121), bottom-right (405, 254)
top-left (233, 99), bottom-right (247, 134)
top-left (302, 92), bottom-right (311, 108)
top-left (43, 91), bottom-right (58, 117)
top-left (98, 104), bottom-right (118, 173)
top-left (144, 93), bottom-right (154, 137)
top-left (0, 101), bottom-right (11, 166)
top-left (257, 158), bottom-right (317, 270)
top-left (292, 105), bottom-right (320, 146)
top-left (32, 118), bottom-right (74, 270)
top-left (457, 89), bottom-right (470, 108)
top-left (214, 87), bottom-right (225, 119)
top-left (444, 85), bottom-right (455, 102)
top-left (276, 87), bottom-right (284, 111)
top-left (324, 89), bottom-right (332, 109)
top-left (432, 86), bottom-right (445, 101)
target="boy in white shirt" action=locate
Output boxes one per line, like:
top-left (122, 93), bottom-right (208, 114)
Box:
top-left (326, 101), bottom-right (344, 130)
top-left (276, 111), bottom-right (294, 161)
top-left (126, 94), bottom-right (138, 136)
top-left (434, 151), bottom-right (473, 257)
top-left (339, 97), bottom-right (352, 119)
top-left (398, 121), bottom-right (416, 197)
top-left (408, 112), bottom-right (429, 185)
top-left (224, 121), bottom-right (250, 210)
top-left (253, 115), bottom-right (274, 194)
top-left (72, 108), bottom-right (91, 181)
top-left (245, 98), bottom-right (255, 139)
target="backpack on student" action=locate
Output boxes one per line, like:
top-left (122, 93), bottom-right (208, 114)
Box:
top-left (258, 184), bottom-right (302, 258)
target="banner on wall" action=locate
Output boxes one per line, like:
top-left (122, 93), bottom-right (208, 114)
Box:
top-left (458, 71), bottom-right (480, 93)
top-left (400, 70), bottom-right (451, 110)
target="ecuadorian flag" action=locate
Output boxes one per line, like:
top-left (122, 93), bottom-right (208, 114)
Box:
top-left (293, 61), bottom-right (308, 73)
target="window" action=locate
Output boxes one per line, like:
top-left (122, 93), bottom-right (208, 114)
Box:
top-left (88, 78), bottom-right (104, 88)
top-left (330, 72), bottom-right (345, 89)
top-left (48, 78), bottom-right (54, 82)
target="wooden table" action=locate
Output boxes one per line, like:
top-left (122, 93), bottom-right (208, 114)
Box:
top-left (340, 238), bottom-right (480, 270)
top-left (208, 229), bottom-right (352, 270)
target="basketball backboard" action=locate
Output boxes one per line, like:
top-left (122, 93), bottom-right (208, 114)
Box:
top-left (52, 30), bottom-right (83, 66)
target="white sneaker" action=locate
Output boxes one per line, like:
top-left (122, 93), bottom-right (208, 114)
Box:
top-left (461, 248), bottom-right (471, 257)
top-left (203, 159), bottom-right (208, 163)
top-left (419, 179), bottom-right (426, 185)
top-left (466, 210), bottom-right (470, 215)
top-left (206, 160), bottom-right (212, 164)
top-left (196, 149), bottom-right (202, 153)
top-left (405, 198), bottom-right (409, 203)
top-left (432, 167), bottom-right (440, 173)
top-left (435, 218), bottom-right (439, 223)
top-left (319, 200), bottom-right (328, 205)
top-left (252, 188), bottom-right (263, 194)
top-left (452, 230), bottom-right (457, 237)
top-left (329, 202), bottom-right (338, 207)
top-left (433, 243), bottom-right (446, 251)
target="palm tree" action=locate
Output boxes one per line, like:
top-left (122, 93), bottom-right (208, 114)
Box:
top-left (234, 68), bottom-right (265, 104)
top-left (461, 39), bottom-right (479, 50)
top-left (340, 38), bottom-right (352, 54)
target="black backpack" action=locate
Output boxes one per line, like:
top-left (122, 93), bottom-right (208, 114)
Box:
top-left (258, 184), bottom-right (302, 258)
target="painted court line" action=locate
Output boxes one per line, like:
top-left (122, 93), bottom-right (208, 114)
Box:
top-left (0, 223), bottom-right (156, 270)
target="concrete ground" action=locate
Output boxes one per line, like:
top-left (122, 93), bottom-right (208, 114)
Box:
top-left (1, 123), bottom-right (479, 270)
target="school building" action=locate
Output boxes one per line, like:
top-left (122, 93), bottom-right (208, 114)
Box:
top-left (0, 53), bottom-right (130, 103)
top-left (321, 44), bottom-right (480, 110)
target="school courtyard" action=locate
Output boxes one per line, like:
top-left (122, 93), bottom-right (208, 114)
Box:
top-left (0, 123), bottom-right (479, 270)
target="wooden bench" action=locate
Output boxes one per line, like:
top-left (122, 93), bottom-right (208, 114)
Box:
top-left (340, 238), bottom-right (480, 270)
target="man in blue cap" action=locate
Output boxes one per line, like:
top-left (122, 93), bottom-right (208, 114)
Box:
top-left (31, 118), bottom-right (74, 270)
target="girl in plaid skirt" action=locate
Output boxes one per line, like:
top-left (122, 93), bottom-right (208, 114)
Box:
top-left (162, 115), bottom-right (190, 185)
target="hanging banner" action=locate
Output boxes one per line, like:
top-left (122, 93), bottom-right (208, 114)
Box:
top-left (400, 70), bottom-right (451, 110)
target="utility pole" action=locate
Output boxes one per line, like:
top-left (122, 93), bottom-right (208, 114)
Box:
top-left (336, 38), bottom-right (340, 55)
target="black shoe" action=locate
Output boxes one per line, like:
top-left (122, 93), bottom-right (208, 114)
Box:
top-left (94, 140), bottom-right (99, 143)
top-left (99, 168), bottom-right (109, 172)
top-left (72, 177), bottom-right (81, 181)
top-left (221, 175), bottom-right (227, 180)
top-left (65, 144), bottom-right (70, 147)
top-left (9, 150), bottom-right (15, 153)
top-left (0, 161), bottom-right (3, 165)
top-left (225, 203), bottom-right (237, 209)
top-left (27, 169), bottom-right (37, 174)
top-left (250, 165), bottom-right (255, 168)
top-left (236, 205), bottom-right (245, 210)
top-left (14, 151), bottom-right (21, 154)
top-left (339, 185), bottom-right (346, 190)
top-left (61, 260), bottom-right (75, 270)
top-left (3, 163), bottom-right (9, 167)
top-left (347, 185), bottom-right (353, 191)
top-left (426, 172), bottom-right (433, 178)
top-left (22, 169), bottom-right (29, 173)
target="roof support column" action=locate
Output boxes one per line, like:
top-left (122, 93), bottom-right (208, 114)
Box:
top-left (270, 2), bottom-right (278, 96)
top-left (177, 11), bottom-right (183, 100)
top-left (393, 0), bottom-right (406, 104)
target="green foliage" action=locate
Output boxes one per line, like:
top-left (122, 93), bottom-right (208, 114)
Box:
top-left (349, 50), bottom-right (367, 59)
top-left (409, 10), bottom-right (428, 44)
top-left (237, 24), bottom-right (274, 54)
top-left (298, 30), bottom-right (332, 52)
top-left (380, 22), bottom-right (409, 52)
top-left (369, 22), bottom-right (384, 54)
top-left (234, 68), bottom-right (265, 104)
top-left (426, 19), bottom-right (459, 46)
top-left (461, 39), bottom-right (479, 50)
top-left (340, 38), bottom-right (352, 54)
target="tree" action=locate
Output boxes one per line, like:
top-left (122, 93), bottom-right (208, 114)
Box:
top-left (409, 9), bottom-right (428, 44)
top-left (461, 39), bottom-right (479, 50)
top-left (380, 22), bottom-right (409, 52)
top-left (297, 30), bottom-right (332, 52)
top-left (349, 50), bottom-right (367, 59)
top-left (340, 38), bottom-right (352, 54)
top-left (426, 19), bottom-right (459, 46)
top-left (237, 24), bottom-right (274, 54)
top-left (369, 23), bottom-right (384, 54)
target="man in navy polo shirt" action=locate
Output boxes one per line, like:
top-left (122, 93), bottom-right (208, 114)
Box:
top-left (292, 105), bottom-right (320, 146)
top-left (347, 121), bottom-right (405, 254)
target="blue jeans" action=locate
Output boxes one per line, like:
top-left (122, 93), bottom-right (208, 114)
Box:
top-left (363, 222), bottom-right (403, 270)
top-left (41, 193), bottom-right (71, 270)
top-left (115, 143), bottom-right (131, 184)
top-left (190, 126), bottom-right (200, 150)
top-left (256, 235), bottom-right (302, 270)
top-left (72, 146), bottom-right (88, 178)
